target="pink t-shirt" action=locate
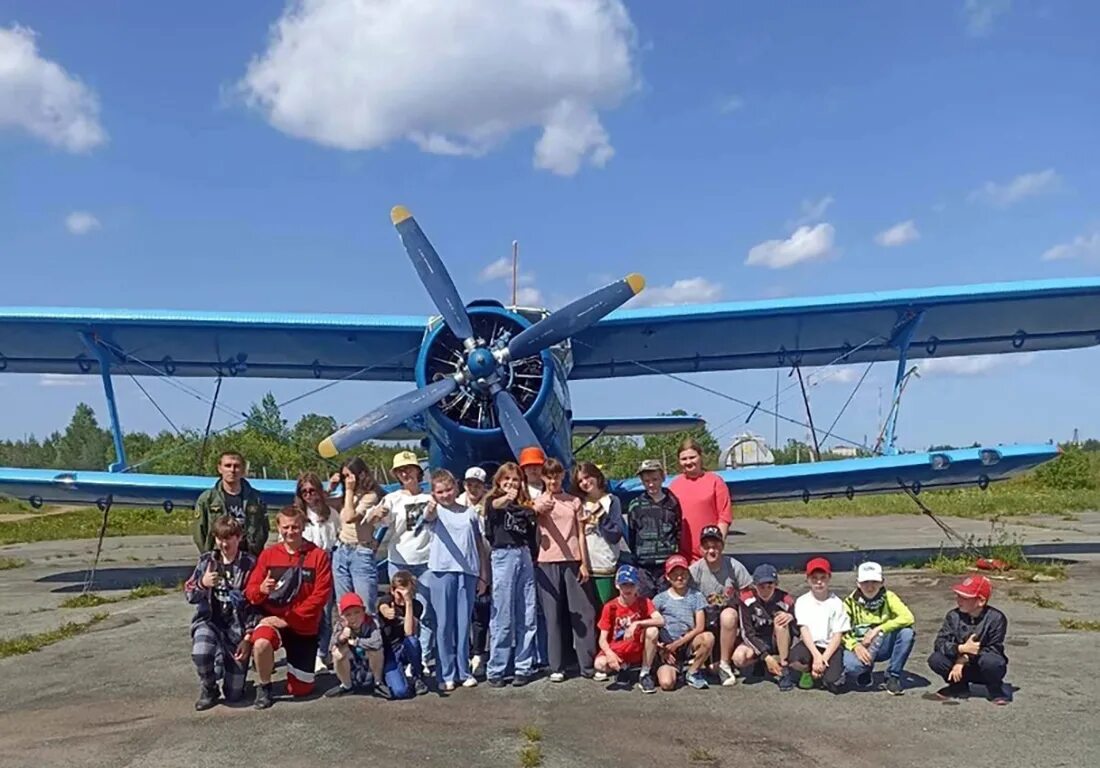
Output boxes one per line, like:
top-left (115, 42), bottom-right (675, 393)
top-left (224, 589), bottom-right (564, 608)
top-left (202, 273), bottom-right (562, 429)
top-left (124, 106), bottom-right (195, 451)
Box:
top-left (537, 493), bottom-right (583, 563)
top-left (669, 472), bottom-right (732, 560)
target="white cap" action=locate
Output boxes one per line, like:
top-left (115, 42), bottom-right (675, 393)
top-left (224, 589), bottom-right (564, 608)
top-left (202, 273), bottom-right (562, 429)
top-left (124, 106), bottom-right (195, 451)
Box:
top-left (857, 561), bottom-right (884, 583)
top-left (464, 466), bottom-right (487, 482)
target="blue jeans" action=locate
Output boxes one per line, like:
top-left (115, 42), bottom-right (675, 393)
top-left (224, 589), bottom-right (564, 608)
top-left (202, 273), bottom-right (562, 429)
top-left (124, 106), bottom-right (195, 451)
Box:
top-left (333, 544), bottom-right (378, 614)
top-left (843, 627), bottom-right (916, 680)
top-left (487, 547), bottom-right (538, 680)
top-left (318, 591), bottom-right (335, 661)
top-left (430, 571), bottom-right (477, 685)
top-left (401, 562), bottom-right (435, 667)
top-left (383, 636), bottom-right (423, 699)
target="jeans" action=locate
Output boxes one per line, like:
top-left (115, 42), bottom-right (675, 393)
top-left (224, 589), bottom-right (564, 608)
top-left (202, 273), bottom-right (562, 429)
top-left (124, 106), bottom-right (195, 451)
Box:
top-left (928, 649), bottom-right (1007, 690)
top-left (317, 591), bottom-right (335, 662)
top-left (430, 571), bottom-right (477, 685)
top-left (402, 562), bottom-right (435, 667)
top-left (487, 547), bottom-right (538, 680)
top-left (333, 544), bottom-right (379, 614)
top-left (383, 636), bottom-right (423, 700)
top-left (842, 627), bottom-right (916, 680)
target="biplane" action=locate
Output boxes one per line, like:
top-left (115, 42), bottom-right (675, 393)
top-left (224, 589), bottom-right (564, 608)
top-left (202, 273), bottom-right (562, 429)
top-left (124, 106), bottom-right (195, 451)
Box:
top-left (1, 206), bottom-right (1098, 513)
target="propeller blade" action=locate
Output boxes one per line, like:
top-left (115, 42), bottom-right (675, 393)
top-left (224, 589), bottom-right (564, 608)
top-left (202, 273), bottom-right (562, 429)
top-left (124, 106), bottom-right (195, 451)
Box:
top-left (318, 377), bottom-right (458, 458)
top-left (506, 274), bottom-right (645, 361)
top-left (391, 205), bottom-right (474, 343)
top-left (492, 387), bottom-right (543, 461)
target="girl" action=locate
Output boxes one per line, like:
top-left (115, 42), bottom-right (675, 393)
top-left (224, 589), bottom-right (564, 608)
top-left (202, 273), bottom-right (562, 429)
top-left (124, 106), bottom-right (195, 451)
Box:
top-left (370, 450), bottom-right (436, 669)
top-left (329, 458), bottom-right (384, 612)
top-left (424, 469), bottom-right (488, 691)
top-left (295, 472), bottom-right (338, 671)
top-left (483, 462), bottom-right (539, 687)
top-left (573, 462), bottom-right (628, 608)
top-left (457, 466), bottom-right (491, 675)
top-left (376, 570), bottom-right (429, 698)
top-left (535, 458), bottom-right (598, 682)
top-left (669, 438), bottom-right (731, 561)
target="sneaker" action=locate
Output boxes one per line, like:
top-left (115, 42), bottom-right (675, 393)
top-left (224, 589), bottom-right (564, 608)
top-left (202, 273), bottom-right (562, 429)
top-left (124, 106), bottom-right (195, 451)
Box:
top-left (470, 655), bottom-right (483, 676)
top-left (885, 676), bottom-right (904, 696)
top-left (856, 671), bottom-right (873, 688)
top-left (717, 663), bottom-right (737, 687)
top-left (462, 677), bottom-right (478, 688)
top-left (549, 672), bottom-right (566, 683)
top-left (194, 684), bottom-right (219, 711)
top-left (932, 682), bottom-right (970, 701)
top-left (798, 671), bottom-right (815, 690)
top-left (778, 670), bottom-right (794, 692)
top-left (512, 674), bottom-right (532, 688)
top-left (592, 671), bottom-right (609, 682)
top-left (987, 684), bottom-right (1011, 705)
top-left (442, 681), bottom-right (456, 692)
top-left (686, 671), bottom-right (709, 690)
top-left (412, 677), bottom-right (429, 696)
top-left (314, 656), bottom-right (328, 674)
top-left (254, 683), bottom-right (274, 710)
top-left (324, 683), bottom-right (353, 698)
top-left (488, 677), bottom-right (508, 688)
top-left (579, 670), bottom-right (596, 680)
top-left (639, 674), bottom-right (657, 694)
top-left (609, 670), bottom-right (632, 691)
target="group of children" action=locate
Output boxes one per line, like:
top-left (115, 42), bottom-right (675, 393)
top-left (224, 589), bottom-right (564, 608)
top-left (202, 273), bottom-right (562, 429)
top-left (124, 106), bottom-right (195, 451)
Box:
top-left (185, 449), bottom-right (1012, 709)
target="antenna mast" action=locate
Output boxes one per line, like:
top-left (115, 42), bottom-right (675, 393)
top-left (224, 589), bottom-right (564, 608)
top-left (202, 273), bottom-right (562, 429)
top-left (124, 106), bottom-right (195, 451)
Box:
top-left (511, 240), bottom-right (519, 306)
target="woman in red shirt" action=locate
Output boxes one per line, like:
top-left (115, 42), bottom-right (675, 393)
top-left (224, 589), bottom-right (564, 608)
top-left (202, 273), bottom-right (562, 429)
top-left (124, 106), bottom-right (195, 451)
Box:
top-left (669, 438), bottom-right (731, 561)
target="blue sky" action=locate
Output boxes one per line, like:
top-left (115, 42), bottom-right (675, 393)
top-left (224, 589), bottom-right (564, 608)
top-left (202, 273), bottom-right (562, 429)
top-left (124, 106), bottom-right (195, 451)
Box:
top-left (2, 0), bottom-right (1098, 462)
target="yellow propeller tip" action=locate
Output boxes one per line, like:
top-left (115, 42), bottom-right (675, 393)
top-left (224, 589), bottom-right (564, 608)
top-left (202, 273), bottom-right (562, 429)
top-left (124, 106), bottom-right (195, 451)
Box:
top-left (625, 273), bottom-right (646, 295)
top-left (390, 205), bottom-right (412, 225)
top-left (317, 438), bottom-right (338, 459)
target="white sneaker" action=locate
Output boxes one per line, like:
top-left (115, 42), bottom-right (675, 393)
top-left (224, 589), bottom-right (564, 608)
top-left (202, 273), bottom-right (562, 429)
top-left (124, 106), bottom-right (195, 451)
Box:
top-left (549, 672), bottom-right (566, 683)
top-left (592, 671), bottom-right (609, 682)
top-left (314, 656), bottom-right (328, 674)
top-left (462, 677), bottom-right (478, 688)
top-left (471, 655), bottom-right (483, 675)
top-left (719, 663), bottom-right (738, 687)
top-left (442, 681), bottom-right (456, 692)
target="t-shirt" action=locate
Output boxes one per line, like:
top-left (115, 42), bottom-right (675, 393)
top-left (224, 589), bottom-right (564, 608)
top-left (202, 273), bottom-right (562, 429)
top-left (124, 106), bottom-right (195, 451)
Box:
top-left (380, 490), bottom-right (434, 567)
top-left (538, 494), bottom-right (583, 563)
top-left (338, 490), bottom-right (381, 547)
top-left (653, 587), bottom-right (707, 641)
top-left (669, 473), bottom-right (732, 561)
top-left (222, 490), bottom-right (245, 523)
top-left (794, 591), bottom-right (851, 647)
top-left (598, 596), bottom-right (656, 643)
top-left (377, 595), bottom-right (424, 655)
top-left (427, 504), bottom-right (482, 575)
top-left (485, 499), bottom-right (535, 550)
top-left (303, 506), bottom-right (337, 551)
top-left (689, 556), bottom-right (752, 611)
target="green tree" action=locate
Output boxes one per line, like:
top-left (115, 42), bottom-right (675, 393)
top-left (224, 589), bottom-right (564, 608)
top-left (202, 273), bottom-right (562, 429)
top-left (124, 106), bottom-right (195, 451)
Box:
top-left (53, 403), bottom-right (113, 470)
top-left (246, 393), bottom-right (289, 442)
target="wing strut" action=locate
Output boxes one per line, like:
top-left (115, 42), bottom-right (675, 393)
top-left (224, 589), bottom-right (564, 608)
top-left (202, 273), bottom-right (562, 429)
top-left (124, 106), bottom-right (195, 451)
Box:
top-left (80, 333), bottom-right (127, 472)
top-left (791, 365), bottom-right (821, 461)
top-left (879, 310), bottom-right (925, 455)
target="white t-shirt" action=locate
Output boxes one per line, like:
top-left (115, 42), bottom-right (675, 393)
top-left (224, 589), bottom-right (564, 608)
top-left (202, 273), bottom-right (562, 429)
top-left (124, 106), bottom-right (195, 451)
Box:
top-left (794, 591), bottom-right (851, 647)
top-left (379, 490), bottom-right (434, 567)
top-left (302, 505), bottom-right (337, 551)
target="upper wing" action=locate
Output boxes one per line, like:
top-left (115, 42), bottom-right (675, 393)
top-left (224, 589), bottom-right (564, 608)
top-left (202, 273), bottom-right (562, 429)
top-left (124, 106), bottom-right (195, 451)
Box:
top-left (571, 415), bottom-right (705, 436)
top-left (0, 307), bottom-right (428, 381)
top-left (570, 278), bottom-right (1100, 379)
top-left (610, 444), bottom-right (1059, 503)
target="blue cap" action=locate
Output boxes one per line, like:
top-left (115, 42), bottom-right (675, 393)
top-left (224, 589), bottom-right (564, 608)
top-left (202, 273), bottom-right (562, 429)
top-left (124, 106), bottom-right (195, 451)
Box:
top-left (752, 564), bottom-right (779, 584)
top-left (615, 564), bottom-right (639, 586)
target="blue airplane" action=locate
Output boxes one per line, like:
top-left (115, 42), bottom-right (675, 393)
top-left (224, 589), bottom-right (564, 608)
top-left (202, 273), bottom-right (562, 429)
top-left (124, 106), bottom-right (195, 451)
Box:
top-left (1, 206), bottom-right (1097, 512)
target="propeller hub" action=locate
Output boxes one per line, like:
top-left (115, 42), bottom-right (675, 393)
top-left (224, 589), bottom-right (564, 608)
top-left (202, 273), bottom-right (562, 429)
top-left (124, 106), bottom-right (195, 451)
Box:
top-left (466, 347), bottom-right (497, 379)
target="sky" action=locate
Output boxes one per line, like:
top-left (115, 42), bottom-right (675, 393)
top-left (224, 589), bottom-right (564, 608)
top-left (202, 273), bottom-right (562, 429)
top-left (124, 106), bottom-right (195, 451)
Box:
top-left (1, 0), bottom-right (1098, 463)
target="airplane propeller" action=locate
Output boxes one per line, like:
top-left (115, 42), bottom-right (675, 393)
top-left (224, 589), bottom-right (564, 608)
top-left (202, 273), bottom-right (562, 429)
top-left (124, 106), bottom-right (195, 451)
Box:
top-left (318, 206), bottom-right (646, 461)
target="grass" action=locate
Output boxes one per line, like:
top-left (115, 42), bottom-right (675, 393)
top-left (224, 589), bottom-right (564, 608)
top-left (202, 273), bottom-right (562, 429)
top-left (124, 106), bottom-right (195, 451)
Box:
top-left (520, 726), bottom-right (542, 743)
top-left (0, 507), bottom-right (190, 545)
top-left (0, 612), bottom-right (108, 658)
top-left (1059, 618), bottom-right (1100, 632)
top-left (1006, 589), bottom-right (1073, 612)
top-left (518, 725), bottom-right (543, 767)
top-left (905, 521), bottom-right (1069, 581)
top-left (128, 583), bottom-right (168, 599)
top-left (0, 556), bottom-right (27, 570)
top-left (689, 747), bottom-right (720, 765)
top-left (59, 582), bottom-right (171, 609)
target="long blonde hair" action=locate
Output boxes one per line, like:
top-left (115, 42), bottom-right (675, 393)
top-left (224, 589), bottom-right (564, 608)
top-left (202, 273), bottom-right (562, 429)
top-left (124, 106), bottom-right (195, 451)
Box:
top-left (486, 462), bottom-right (531, 508)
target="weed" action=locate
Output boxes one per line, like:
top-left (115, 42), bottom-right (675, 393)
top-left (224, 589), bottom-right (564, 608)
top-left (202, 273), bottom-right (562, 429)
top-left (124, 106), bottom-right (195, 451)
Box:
top-left (0, 556), bottom-right (27, 570)
top-left (689, 747), bottom-right (719, 765)
top-left (59, 593), bottom-right (121, 609)
top-left (1059, 618), bottom-right (1100, 632)
top-left (518, 743), bottom-right (542, 768)
top-left (520, 726), bottom-right (542, 743)
top-left (1006, 589), bottom-right (1073, 612)
top-left (917, 522), bottom-right (1067, 581)
top-left (128, 583), bottom-right (168, 599)
top-left (0, 612), bottom-right (108, 658)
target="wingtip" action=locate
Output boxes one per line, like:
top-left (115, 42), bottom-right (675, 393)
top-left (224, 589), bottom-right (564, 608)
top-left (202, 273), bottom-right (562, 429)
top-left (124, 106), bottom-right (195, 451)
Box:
top-left (625, 273), bottom-right (646, 295)
top-left (318, 437), bottom-right (338, 459)
top-left (390, 205), bottom-right (412, 225)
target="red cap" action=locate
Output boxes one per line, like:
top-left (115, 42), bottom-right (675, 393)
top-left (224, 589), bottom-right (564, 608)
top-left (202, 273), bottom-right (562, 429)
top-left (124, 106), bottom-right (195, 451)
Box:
top-left (952, 575), bottom-right (992, 600)
top-left (338, 593), bottom-right (366, 613)
top-left (805, 557), bottom-right (832, 576)
top-left (664, 554), bottom-right (690, 577)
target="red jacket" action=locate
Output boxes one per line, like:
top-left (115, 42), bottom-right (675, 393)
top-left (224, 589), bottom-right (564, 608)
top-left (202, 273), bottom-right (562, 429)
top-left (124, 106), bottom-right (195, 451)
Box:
top-left (245, 540), bottom-right (333, 636)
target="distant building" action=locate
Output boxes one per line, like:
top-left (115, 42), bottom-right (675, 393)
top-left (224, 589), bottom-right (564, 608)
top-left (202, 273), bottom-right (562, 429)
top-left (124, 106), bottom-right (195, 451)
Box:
top-left (721, 432), bottom-right (775, 469)
top-left (830, 445), bottom-right (859, 458)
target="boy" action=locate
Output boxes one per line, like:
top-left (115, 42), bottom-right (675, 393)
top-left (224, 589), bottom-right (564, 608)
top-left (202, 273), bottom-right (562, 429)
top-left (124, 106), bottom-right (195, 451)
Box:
top-left (927, 575), bottom-right (1010, 705)
top-left (593, 564), bottom-right (665, 693)
top-left (625, 459), bottom-right (682, 598)
top-left (689, 525), bottom-right (752, 686)
top-left (732, 564), bottom-right (796, 691)
top-left (324, 592), bottom-right (385, 698)
top-left (377, 570), bottom-right (430, 698)
top-left (653, 555), bottom-right (714, 690)
top-left (842, 561), bottom-right (915, 695)
top-left (185, 515), bottom-right (258, 710)
top-left (790, 557), bottom-right (850, 693)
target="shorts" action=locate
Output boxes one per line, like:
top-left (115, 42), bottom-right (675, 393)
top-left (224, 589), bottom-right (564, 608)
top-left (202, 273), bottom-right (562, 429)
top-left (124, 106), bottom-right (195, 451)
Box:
top-left (597, 639), bottom-right (645, 666)
top-left (657, 629), bottom-right (692, 669)
top-left (252, 624), bottom-right (319, 697)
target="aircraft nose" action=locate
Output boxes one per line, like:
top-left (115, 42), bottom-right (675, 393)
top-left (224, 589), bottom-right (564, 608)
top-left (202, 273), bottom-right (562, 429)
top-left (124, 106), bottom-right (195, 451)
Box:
top-left (467, 347), bottom-right (496, 379)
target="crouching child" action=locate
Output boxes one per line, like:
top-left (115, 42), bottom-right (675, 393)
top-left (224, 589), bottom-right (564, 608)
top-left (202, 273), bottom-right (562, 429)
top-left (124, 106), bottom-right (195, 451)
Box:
top-left (377, 570), bottom-right (429, 698)
top-left (732, 564), bottom-right (797, 690)
top-left (324, 592), bottom-right (384, 698)
top-left (185, 515), bottom-right (258, 710)
top-left (927, 575), bottom-right (1010, 705)
top-left (842, 561), bottom-right (915, 695)
top-left (594, 564), bottom-right (664, 692)
top-left (653, 555), bottom-right (714, 690)
top-left (790, 557), bottom-right (850, 693)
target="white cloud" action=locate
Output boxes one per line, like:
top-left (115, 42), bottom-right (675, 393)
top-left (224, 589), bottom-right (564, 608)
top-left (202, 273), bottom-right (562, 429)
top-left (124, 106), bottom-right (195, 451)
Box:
top-left (64, 210), bottom-right (100, 235)
top-left (1041, 232), bottom-right (1100, 262)
top-left (238, 0), bottom-right (637, 177)
top-left (918, 353), bottom-right (1033, 376)
top-left (875, 220), bottom-right (919, 247)
top-left (745, 223), bottom-right (835, 269)
top-left (789, 195), bottom-right (834, 228)
top-left (717, 95), bottom-right (744, 114)
top-left (515, 286), bottom-right (544, 306)
top-left (963, 0), bottom-right (1012, 36)
top-left (479, 256), bottom-right (512, 282)
top-left (969, 168), bottom-right (1060, 207)
top-left (0, 25), bottom-right (106, 152)
top-left (39, 373), bottom-right (90, 387)
top-left (630, 277), bottom-right (722, 307)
